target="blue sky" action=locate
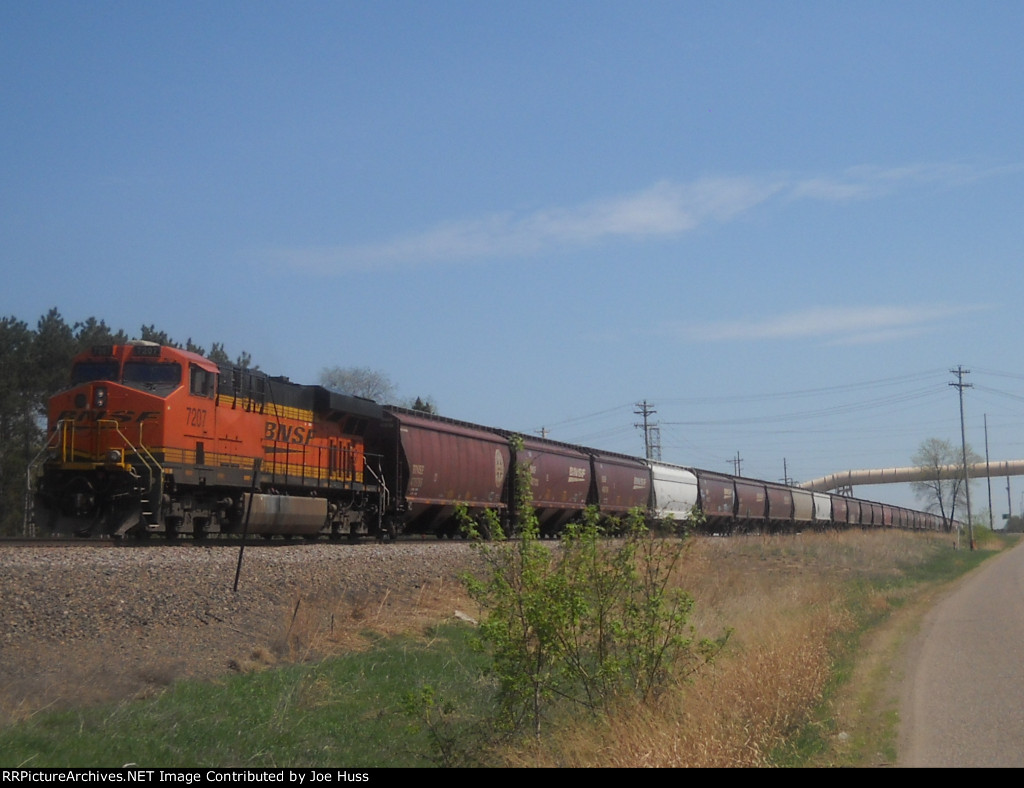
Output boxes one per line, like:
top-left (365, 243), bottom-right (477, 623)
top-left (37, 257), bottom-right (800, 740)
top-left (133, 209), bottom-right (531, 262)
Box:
top-left (4, 2), bottom-right (1024, 522)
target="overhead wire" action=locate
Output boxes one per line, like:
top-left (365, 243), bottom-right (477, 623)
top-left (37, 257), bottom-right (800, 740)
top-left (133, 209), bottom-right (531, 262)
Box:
top-left (533, 368), bottom-right (1023, 482)
top-left (539, 370), bottom-right (952, 437)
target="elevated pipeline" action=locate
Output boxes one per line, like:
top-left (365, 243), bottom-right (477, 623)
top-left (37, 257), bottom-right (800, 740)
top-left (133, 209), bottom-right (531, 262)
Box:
top-left (798, 460), bottom-right (1024, 492)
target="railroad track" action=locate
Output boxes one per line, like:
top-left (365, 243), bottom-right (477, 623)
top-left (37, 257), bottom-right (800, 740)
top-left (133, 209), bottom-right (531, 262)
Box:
top-left (0, 536), bottom-right (120, 547)
top-left (0, 534), bottom-right (363, 548)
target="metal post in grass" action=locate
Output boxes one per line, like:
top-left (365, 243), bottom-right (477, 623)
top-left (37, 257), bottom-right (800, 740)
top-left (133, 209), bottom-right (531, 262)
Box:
top-left (234, 457), bottom-right (262, 591)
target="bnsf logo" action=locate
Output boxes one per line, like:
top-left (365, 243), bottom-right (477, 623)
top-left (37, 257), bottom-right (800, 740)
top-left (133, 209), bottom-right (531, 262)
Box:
top-left (264, 421), bottom-right (315, 444)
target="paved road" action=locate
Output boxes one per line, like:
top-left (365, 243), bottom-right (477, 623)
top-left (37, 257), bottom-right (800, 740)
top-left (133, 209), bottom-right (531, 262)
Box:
top-left (899, 538), bottom-right (1024, 767)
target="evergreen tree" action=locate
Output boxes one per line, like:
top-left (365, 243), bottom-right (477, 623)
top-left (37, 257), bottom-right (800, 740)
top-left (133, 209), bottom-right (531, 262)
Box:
top-left (139, 324), bottom-right (178, 347)
top-left (410, 396), bottom-right (437, 414)
top-left (0, 317), bottom-right (39, 534)
top-left (33, 309), bottom-right (76, 408)
top-left (73, 317), bottom-right (127, 349)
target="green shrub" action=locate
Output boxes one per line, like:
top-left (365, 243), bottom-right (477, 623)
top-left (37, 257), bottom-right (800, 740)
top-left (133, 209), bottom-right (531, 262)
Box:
top-left (458, 437), bottom-right (725, 739)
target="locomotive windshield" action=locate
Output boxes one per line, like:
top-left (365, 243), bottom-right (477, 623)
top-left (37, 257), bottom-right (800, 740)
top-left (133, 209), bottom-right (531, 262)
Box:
top-left (123, 361), bottom-right (182, 393)
top-left (70, 360), bottom-right (120, 384)
top-left (69, 359), bottom-right (183, 395)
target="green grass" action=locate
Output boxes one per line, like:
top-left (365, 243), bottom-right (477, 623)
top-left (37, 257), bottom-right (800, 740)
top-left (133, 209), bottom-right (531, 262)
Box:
top-left (0, 624), bottom-right (491, 768)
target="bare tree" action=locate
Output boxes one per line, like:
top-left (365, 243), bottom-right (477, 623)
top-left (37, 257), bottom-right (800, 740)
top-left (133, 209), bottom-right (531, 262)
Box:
top-left (910, 438), bottom-right (981, 531)
top-left (319, 366), bottom-right (396, 402)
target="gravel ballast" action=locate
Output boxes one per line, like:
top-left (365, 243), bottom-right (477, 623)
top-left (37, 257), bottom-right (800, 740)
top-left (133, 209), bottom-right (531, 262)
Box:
top-left (0, 541), bottom-right (483, 726)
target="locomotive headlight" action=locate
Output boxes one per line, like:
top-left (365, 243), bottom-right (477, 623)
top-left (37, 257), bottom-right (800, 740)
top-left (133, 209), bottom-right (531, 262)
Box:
top-left (106, 449), bottom-right (122, 464)
top-left (93, 386), bottom-right (108, 408)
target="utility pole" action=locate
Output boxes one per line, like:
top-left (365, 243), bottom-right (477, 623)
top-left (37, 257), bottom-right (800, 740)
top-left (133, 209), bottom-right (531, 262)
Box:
top-left (731, 451), bottom-right (742, 476)
top-left (985, 414), bottom-right (994, 530)
top-left (950, 366), bottom-right (974, 550)
top-left (634, 400), bottom-right (657, 460)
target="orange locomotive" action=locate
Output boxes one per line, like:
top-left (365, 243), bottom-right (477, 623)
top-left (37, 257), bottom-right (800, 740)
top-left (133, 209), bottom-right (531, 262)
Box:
top-left (34, 341), bottom-right (386, 539)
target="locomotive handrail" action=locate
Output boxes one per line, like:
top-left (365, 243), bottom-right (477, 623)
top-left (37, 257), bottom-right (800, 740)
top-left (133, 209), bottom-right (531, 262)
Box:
top-left (362, 457), bottom-right (388, 505)
top-left (99, 418), bottom-right (165, 531)
top-left (23, 418), bottom-right (166, 535)
top-left (361, 454), bottom-right (389, 536)
top-left (131, 420), bottom-right (163, 477)
top-left (92, 418), bottom-right (163, 491)
top-left (56, 418), bottom-right (75, 464)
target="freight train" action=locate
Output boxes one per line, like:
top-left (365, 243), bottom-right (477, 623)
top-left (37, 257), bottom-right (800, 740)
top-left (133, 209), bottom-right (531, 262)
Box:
top-left (30, 341), bottom-right (950, 540)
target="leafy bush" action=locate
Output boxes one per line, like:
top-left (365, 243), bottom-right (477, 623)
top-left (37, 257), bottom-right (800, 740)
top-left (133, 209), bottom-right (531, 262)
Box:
top-left (458, 437), bottom-right (725, 739)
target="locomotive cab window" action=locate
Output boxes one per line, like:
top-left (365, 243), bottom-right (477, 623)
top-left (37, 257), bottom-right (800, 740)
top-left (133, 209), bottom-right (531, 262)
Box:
top-left (190, 364), bottom-right (216, 398)
top-left (123, 361), bottom-right (182, 395)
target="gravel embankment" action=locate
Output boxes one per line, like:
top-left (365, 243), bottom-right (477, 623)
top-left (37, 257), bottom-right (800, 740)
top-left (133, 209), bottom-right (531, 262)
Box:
top-left (0, 541), bottom-right (484, 725)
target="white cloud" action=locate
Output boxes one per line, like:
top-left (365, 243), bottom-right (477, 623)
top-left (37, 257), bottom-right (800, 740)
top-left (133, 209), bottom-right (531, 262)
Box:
top-left (785, 161), bottom-right (1024, 204)
top-left (269, 161), bottom-right (1018, 273)
top-left (661, 303), bottom-right (990, 345)
top-left (272, 176), bottom-right (785, 272)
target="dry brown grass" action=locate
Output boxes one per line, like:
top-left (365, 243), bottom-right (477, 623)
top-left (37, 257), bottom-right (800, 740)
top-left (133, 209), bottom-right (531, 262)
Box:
top-left (258, 575), bottom-right (477, 665)
top-left (498, 529), bottom-right (952, 768)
